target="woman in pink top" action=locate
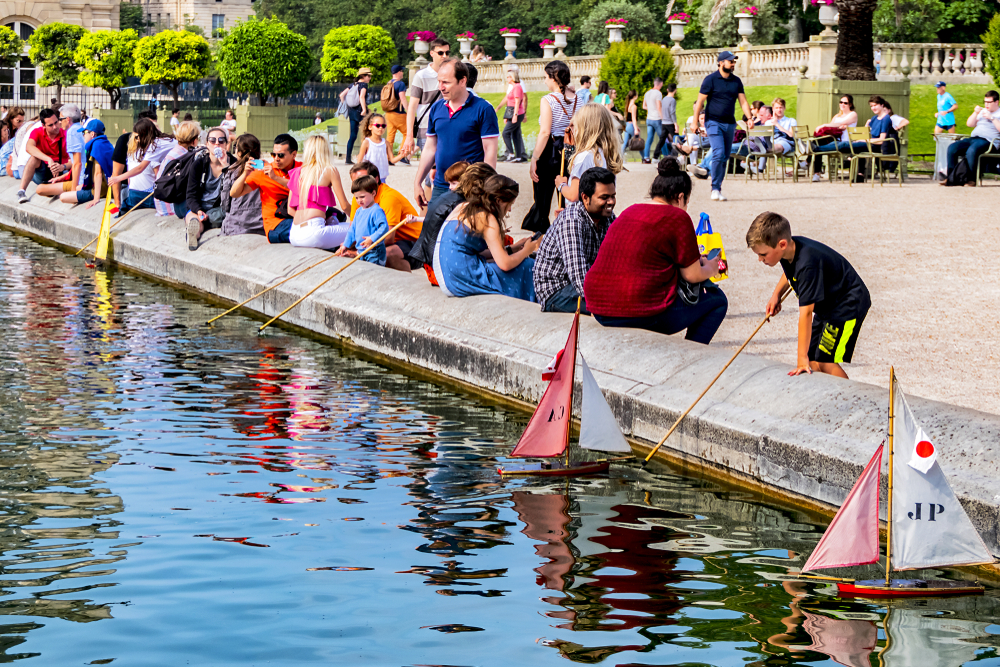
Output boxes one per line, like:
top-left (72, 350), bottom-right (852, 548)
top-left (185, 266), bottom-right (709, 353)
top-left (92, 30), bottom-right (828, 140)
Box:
top-left (494, 69), bottom-right (528, 162)
top-left (288, 135), bottom-right (352, 249)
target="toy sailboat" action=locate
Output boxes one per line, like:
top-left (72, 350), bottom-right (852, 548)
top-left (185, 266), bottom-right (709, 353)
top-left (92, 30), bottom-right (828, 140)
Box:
top-left (497, 310), bottom-right (633, 477)
top-left (801, 367), bottom-right (994, 597)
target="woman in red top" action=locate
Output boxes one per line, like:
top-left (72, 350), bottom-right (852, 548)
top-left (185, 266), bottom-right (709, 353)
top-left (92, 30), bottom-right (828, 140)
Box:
top-left (583, 158), bottom-right (727, 344)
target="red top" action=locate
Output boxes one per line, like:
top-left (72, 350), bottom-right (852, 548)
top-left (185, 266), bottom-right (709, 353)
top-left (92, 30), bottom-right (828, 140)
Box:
top-left (29, 126), bottom-right (68, 164)
top-left (583, 203), bottom-right (701, 318)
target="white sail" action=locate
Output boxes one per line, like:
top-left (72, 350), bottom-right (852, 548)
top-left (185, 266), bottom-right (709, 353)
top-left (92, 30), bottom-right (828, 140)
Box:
top-left (882, 608), bottom-right (991, 667)
top-left (891, 380), bottom-right (994, 570)
top-left (578, 355), bottom-right (631, 453)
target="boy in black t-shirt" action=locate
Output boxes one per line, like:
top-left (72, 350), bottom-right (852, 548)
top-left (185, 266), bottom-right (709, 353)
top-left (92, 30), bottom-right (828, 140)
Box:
top-left (746, 212), bottom-right (871, 379)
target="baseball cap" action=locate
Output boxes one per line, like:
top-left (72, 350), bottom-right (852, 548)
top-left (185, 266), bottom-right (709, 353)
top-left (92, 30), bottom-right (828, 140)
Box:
top-left (935, 80), bottom-right (947, 88)
top-left (391, 64), bottom-right (404, 74)
top-left (718, 50), bottom-right (737, 62)
top-left (79, 118), bottom-right (105, 134)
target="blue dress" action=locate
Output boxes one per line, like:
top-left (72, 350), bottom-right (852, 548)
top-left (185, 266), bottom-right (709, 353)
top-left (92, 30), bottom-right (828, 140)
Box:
top-left (433, 218), bottom-right (536, 302)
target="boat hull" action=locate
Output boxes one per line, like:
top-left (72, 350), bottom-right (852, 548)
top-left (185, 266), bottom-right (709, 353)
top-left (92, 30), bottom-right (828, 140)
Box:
top-left (497, 459), bottom-right (612, 477)
top-left (837, 579), bottom-right (985, 598)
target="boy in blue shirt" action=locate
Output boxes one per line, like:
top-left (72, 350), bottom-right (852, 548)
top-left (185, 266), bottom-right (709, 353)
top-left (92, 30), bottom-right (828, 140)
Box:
top-left (337, 174), bottom-right (389, 266)
top-left (935, 81), bottom-right (957, 134)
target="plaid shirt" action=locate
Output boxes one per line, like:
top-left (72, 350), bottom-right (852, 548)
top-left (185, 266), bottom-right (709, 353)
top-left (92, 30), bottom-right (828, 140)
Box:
top-left (532, 200), bottom-right (614, 309)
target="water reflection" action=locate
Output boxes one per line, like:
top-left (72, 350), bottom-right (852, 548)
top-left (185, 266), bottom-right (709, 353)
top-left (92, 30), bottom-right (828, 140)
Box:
top-left (0, 228), bottom-right (996, 666)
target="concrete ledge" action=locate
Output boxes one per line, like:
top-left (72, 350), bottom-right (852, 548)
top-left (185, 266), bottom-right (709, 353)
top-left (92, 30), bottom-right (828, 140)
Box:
top-left (3, 180), bottom-right (999, 560)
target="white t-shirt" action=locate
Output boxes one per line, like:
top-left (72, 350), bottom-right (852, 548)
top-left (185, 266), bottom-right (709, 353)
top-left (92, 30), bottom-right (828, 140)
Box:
top-left (127, 138), bottom-right (176, 192)
top-left (569, 148), bottom-right (606, 181)
top-left (221, 119), bottom-right (237, 132)
top-left (170, 116), bottom-right (180, 130)
top-left (643, 89), bottom-right (663, 121)
top-left (410, 65), bottom-right (440, 131)
top-left (890, 114), bottom-right (906, 130)
top-left (770, 115), bottom-right (797, 142)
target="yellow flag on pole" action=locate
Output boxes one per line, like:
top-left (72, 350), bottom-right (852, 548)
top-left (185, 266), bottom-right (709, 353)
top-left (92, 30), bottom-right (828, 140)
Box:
top-left (94, 193), bottom-right (113, 261)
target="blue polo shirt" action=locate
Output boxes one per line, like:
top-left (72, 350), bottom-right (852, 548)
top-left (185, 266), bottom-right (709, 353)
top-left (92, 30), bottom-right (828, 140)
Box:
top-left (426, 91), bottom-right (499, 188)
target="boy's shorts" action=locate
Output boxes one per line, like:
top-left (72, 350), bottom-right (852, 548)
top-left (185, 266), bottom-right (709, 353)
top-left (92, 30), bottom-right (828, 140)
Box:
top-left (809, 313), bottom-right (866, 364)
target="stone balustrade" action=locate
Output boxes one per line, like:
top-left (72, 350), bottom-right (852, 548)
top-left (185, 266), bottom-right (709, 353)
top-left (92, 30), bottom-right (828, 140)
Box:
top-left (875, 43), bottom-right (990, 83)
top-left (676, 44), bottom-right (809, 86)
top-left (464, 55), bottom-right (603, 94)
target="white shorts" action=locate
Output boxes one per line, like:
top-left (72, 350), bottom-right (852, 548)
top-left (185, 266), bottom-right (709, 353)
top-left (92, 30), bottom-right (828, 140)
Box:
top-left (289, 217), bottom-right (351, 250)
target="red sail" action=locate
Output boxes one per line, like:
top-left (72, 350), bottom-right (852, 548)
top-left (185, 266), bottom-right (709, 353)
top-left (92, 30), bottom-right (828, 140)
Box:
top-left (510, 313), bottom-right (579, 458)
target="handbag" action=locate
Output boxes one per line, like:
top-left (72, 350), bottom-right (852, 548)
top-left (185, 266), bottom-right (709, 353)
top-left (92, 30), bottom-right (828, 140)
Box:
top-left (627, 135), bottom-right (645, 152)
top-left (503, 106), bottom-right (514, 121)
top-left (815, 125), bottom-right (843, 138)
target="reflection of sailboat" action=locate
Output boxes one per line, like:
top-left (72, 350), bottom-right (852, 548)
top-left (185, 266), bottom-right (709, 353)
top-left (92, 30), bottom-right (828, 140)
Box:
top-left (802, 368), bottom-right (994, 597)
top-left (881, 607), bottom-right (993, 667)
top-left (798, 611), bottom-right (877, 667)
top-left (511, 490), bottom-right (574, 591)
top-left (498, 311), bottom-right (633, 477)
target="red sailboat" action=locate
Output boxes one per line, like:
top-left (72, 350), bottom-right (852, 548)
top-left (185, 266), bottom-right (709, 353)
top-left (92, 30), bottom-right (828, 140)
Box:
top-left (497, 310), bottom-right (633, 477)
top-left (799, 367), bottom-right (994, 597)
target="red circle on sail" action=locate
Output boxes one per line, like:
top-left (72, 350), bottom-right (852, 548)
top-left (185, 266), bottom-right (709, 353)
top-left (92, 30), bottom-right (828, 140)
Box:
top-left (916, 440), bottom-right (935, 458)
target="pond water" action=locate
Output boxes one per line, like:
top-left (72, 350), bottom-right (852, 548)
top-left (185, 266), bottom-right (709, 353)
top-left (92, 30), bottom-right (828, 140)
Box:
top-left (0, 229), bottom-right (998, 666)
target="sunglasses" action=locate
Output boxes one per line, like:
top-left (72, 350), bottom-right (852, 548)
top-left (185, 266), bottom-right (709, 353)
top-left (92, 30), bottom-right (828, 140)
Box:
top-left (271, 152), bottom-right (287, 159)
top-left (839, 101), bottom-right (850, 104)
top-left (207, 136), bottom-right (226, 144)
top-left (434, 50), bottom-right (450, 56)
top-left (58, 117), bottom-right (67, 121)
top-left (371, 123), bottom-right (386, 129)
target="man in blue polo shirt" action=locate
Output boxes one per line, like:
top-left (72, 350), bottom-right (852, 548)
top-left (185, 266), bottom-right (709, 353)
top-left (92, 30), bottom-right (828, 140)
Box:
top-left (413, 57), bottom-right (499, 209)
top-left (692, 50), bottom-right (755, 202)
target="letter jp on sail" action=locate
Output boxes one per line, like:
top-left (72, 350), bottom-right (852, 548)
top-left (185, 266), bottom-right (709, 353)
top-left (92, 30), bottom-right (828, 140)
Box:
top-left (891, 381), bottom-right (993, 570)
top-left (510, 313), bottom-right (579, 458)
top-left (578, 354), bottom-right (631, 453)
top-left (802, 444), bottom-right (883, 572)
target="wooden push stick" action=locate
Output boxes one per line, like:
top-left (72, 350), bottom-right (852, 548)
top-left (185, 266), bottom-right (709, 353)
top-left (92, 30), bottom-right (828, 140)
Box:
top-left (74, 191), bottom-right (155, 257)
top-left (257, 220), bottom-right (406, 334)
top-left (207, 254), bottom-right (338, 325)
top-left (557, 148), bottom-right (566, 208)
top-left (790, 573), bottom-right (856, 583)
top-left (642, 287), bottom-right (792, 466)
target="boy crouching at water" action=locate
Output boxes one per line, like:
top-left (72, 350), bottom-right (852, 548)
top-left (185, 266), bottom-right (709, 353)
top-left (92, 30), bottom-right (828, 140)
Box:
top-left (746, 212), bottom-right (871, 379)
top-left (337, 175), bottom-right (390, 266)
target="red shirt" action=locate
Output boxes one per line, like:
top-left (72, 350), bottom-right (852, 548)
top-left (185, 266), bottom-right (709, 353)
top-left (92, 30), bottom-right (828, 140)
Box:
top-left (29, 126), bottom-right (68, 164)
top-left (584, 203), bottom-right (701, 318)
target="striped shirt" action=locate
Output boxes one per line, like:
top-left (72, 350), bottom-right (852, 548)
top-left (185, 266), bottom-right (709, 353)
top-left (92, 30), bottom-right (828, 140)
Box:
top-left (543, 92), bottom-right (578, 138)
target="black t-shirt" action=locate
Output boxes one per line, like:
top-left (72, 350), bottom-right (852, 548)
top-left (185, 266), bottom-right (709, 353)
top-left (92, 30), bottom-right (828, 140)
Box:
top-left (699, 70), bottom-right (745, 124)
top-left (781, 236), bottom-right (871, 323)
top-left (390, 80), bottom-right (407, 115)
top-left (113, 132), bottom-right (130, 166)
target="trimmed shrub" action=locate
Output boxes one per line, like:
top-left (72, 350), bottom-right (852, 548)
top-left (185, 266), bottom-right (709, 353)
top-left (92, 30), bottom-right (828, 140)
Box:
top-left (218, 18), bottom-right (312, 105)
top-left (599, 41), bottom-right (676, 119)
top-left (321, 25), bottom-right (397, 83)
top-left (580, 1), bottom-right (659, 55)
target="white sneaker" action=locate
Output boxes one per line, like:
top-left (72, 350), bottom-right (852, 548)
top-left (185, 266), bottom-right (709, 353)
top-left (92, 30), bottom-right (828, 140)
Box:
top-left (812, 173), bottom-right (822, 182)
top-left (716, 191), bottom-right (727, 201)
top-left (749, 163), bottom-right (759, 175)
top-left (710, 190), bottom-right (719, 201)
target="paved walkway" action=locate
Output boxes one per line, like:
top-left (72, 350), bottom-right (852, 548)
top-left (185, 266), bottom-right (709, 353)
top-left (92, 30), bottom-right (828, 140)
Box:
top-left (384, 162), bottom-right (997, 415)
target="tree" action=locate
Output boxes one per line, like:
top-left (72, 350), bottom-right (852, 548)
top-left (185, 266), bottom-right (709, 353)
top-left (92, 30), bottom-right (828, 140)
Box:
top-left (873, 0), bottom-right (946, 42)
top-left (580, 0), bottom-right (659, 55)
top-left (27, 23), bottom-right (87, 103)
top-left (0, 26), bottom-right (23, 68)
top-left (834, 0), bottom-right (878, 80)
top-left (983, 13), bottom-right (1000, 87)
top-left (599, 41), bottom-right (676, 118)
top-left (75, 30), bottom-right (138, 109)
top-left (119, 2), bottom-right (150, 34)
top-left (320, 25), bottom-right (396, 83)
top-left (218, 18), bottom-right (312, 106)
top-left (133, 30), bottom-right (211, 109)
top-left (699, 0), bottom-right (781, 47)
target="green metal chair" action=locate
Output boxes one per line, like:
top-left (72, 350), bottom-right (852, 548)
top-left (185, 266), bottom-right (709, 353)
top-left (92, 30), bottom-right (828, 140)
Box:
top-left (976, 142), bottom-right (1000, 186)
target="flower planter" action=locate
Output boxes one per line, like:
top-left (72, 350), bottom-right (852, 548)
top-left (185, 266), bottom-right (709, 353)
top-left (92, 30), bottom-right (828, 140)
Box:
top-left (606, 25), bottom-right (623, 44)
top-left (734, 13), bottom-right (754, 48)
top-left (818, 4), bottom-right (838, 37)
top-left (457, 37), bottom-right (474, 62)
top-left (413, 38), bottom-right (430, 65)
top-left (543, 45), bottom-right (555, 59)
top-left (503, 34), bottom-right (518, 59)
top-left (551, 29), bottom-right (569, 57)
top-left (667, 20), bottom-right (686, 53)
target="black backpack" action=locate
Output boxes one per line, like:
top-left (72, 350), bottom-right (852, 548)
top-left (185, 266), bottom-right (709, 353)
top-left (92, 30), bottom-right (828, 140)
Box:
top-left (154, 147), bottom-right (205, 204)
top-left (946, 156), bottom-right (971, 186)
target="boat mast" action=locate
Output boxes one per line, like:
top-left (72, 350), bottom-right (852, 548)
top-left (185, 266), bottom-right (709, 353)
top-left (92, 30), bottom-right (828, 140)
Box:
top-left (567, 299), bottom-right (581, 468)
top-left (885, 366), bottom-right (895, 587)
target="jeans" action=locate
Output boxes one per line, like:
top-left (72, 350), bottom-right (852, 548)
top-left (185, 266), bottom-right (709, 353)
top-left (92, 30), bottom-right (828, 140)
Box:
top-left (643, 120), bottom-right (663, 159)
top-left (427, 184), bottom-right (451, 212)
top-left (813, 140), bottom-right (870, 174)
top-left (947, 137), bottom-right (992, 178)
top-left (622, 122), bottom-right (637, 153)
top-left (542, 282), bottom-right (590, 315)
top-left (653, 123), bottom-right (675, 160)
top-left (705, 120), bottom-right (736, 191)
top-left (502, 113), bottom-right (527, 159)
top-left (595, 283), bottom-right (728, 345)
top-left (345, 105), bottom-right (363, 161)
top-left (119, 186), bottom-right (154, 214)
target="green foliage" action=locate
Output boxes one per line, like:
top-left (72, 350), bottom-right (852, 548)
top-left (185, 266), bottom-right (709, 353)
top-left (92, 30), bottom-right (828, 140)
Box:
top-left (75, 29), bottom-right (139, 109)
top-left (873, 0), bottom-right (946, 42)
top-left (119, 2), bottom-right (149, 33)
top-left (320, 25), bottom-right (396, 83)
top-left (940, 0), bottom-right (998, 41)
top-left (580, 0), bottom-right (658, 55)
top-left (698, 1), bottom-right (780, 47)
top-left (599, 41), bottom-right (675, 118)
top-left (133, 30), bottom-right (212, 106)
top-left (218, 18), bottom-right (312, 105)
top-left (984, 13), bottom-right (1000, 88)
top-left (27, 22), bottom-right (87, 95)
top-left (177, 15), bottom-right (206, 37)
top-left (0, 26), bottom-right (22, 68)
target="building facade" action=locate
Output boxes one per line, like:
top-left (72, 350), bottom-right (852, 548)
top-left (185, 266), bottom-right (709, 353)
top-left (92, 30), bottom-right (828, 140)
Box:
top-left (139, 0), bottom-right (253, 37)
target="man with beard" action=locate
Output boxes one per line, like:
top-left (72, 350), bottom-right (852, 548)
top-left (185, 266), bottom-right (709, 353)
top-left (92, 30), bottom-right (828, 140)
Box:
top-left (691, 51), bottom-right (755, 202)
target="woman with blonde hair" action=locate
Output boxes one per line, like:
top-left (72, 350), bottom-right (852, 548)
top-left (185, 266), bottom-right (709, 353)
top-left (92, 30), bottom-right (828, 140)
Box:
top-left (287, 134), bottom-right (351, 249)
top-left (554, 103), bottom-right (623, 203)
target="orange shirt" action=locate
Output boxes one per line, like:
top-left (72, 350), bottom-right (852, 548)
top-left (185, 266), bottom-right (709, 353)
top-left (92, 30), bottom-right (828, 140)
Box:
top-left (350, 183), bottom-right (420, 241)
top-left (246, 161), bottom-right (301, 238)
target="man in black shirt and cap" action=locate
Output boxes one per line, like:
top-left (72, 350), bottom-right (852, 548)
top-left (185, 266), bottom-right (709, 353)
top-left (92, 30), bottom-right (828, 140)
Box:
top-left (691, 50), bottom-right (755, 202)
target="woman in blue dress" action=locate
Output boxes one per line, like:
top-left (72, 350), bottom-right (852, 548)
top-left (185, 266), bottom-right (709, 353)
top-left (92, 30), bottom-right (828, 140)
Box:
top-left (434, 172), bottom-right (542, 301)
